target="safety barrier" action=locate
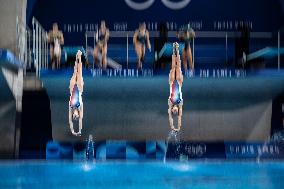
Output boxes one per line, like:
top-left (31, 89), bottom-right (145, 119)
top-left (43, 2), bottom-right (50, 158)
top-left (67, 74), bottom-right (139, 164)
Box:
top-left (32, 17), bottom-right (49, 77)
top-left (16, 17), bottom-right (32, 72)
top-left (16, 16), bottom-right (49, 77)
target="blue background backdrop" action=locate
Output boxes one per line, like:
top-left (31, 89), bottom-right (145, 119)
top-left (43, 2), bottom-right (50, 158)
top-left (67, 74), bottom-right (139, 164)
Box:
top-left (27, 0), bottom-right (284, 40)
top-left (26, 0), bottom-right (284, 68)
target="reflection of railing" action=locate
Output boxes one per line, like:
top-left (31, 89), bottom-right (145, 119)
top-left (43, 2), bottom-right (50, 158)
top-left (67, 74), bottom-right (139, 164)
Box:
top-left (32, 17), bottom-right (49, 77)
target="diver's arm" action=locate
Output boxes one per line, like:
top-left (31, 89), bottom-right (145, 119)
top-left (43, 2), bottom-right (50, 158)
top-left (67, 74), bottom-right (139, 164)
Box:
top-left (180, 75), bottom-right (183, 88)
top-left (47, 31), bottom-right (52, 43)
top-left (78, 102), bottom-right (83, 134)
top-left (95, 29), bottom-right (99, 42)
top-left (146, 30), bottom-right (151, 51)
top-left (133, 30), bottom-right (138, 45)
top-left (80, 101), bottom-right (83, 119)
top-left (177, 105), bottom-right (183, 131)
top-left (68, 106), bottom-right (75, 135)
top-left (105, 29), bottom-right (110, 42)
top-left (60, 31), bottom-right (64, 45)
top-left (168, 106), bottom-right (175, 130)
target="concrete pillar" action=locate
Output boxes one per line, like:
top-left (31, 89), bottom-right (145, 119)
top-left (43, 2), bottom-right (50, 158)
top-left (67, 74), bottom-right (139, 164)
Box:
top-left (0, 0), bottom-right (27, 54)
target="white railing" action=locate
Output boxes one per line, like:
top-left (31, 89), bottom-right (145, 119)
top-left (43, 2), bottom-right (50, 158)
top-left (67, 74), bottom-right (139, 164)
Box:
top-left (32, 17), bottom-right (49, 77)
top-left (16, 16), bottom-right (32, 72)
top-left (16, 16), bottom-right (49, 77)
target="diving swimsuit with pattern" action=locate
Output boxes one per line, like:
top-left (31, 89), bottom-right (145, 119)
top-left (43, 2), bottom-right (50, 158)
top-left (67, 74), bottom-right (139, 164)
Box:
top-left (70, 84), bottom-right (80, 109)
top-left (170, 70), bottom-right (182, 105)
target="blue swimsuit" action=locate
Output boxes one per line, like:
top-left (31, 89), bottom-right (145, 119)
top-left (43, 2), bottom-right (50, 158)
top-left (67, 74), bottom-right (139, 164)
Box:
top-left (98, 30), bottom-right (106, 43)
top-left (137, 32), bottom-right (147, 45)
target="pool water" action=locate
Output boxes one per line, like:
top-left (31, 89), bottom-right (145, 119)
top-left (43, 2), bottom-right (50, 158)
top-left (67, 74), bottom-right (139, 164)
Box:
top-left (0, 161), bottom-right (284, 189)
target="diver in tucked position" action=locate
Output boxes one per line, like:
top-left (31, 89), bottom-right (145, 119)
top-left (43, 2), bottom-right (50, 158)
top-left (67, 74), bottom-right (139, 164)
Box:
top-left (69, 50), bottom-right (84, 136)
top-left (133, 22), bottom-right (151, 70)
top-left (93, 21), bottom-right (109, 69)
top-left (176, 24), bottom-right (195, 72)
top-left (168, 42), bottom-right (183, 132)
top-left (48, 23), bottom-right (64, 69)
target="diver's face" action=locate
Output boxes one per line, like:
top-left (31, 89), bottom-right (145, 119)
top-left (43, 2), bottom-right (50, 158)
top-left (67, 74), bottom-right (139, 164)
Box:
top-left (53, 24), bottom-right (58, 31)
top-left (101, 22), bottom-right (106, 30)
top-left (172, 106), bottom-right (179, 115)
top-left (72, 109), bottom-right (80, 120)
top-left (185, 30), bottom-right (189, 36)
top-left (140, 23), bottom-right (146, 31)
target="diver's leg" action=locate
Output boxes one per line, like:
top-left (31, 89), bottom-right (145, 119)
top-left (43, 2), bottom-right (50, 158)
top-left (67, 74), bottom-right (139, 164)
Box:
top-left (69, 64), bottom-right (77, 95)
top-left (187, 47), bottom-right (194, 70)
top-left (182, 48), bottom-right (188, 71)
top-left (176, 67), bottom-right (183, 87)
top-left (135, 44), bottom-right (142, 69)
top-left (177, 104), bottom-right (183, 131)
top-left (58, 49), bottom-right (61, 69)
top-left (77, 65), bottom-right (84, 93)
top-left (68, 106), bottom-right (76, 135)
top-left (102, 44), bottom-right (107, 70)
top-left (93, 46), bottom-right (100, 68)
top-left (78, 102), bottom-right (83, 135)
top-left (168, 102), bottom-right (174, 130)
top-left (50, 46), bottom-right (55, 69)
top-left (169, 68), bottom-right (175, 85)
top-left (141, 45), bottom-right (145, 69)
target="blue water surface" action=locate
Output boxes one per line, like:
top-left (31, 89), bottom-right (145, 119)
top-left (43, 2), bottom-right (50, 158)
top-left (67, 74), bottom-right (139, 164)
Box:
top-left (0, 161), bottom-right (284, 189)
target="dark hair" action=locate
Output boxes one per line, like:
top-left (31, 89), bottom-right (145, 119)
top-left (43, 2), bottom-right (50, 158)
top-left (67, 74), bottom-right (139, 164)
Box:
top-left (139, 22), bottom-right (146, 28)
